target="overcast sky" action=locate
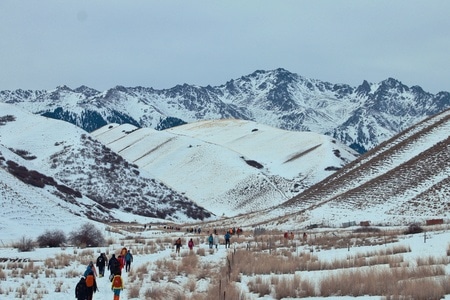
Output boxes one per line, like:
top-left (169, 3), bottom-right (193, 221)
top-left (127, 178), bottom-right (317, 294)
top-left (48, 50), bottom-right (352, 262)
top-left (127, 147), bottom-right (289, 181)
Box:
top-left (1, 1), bottom-right (449, 93)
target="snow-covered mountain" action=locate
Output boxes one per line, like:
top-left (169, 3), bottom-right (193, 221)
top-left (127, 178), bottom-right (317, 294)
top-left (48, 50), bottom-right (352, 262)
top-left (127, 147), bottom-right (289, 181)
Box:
top-left (0, 103), bottom-right (212, 230)
top-left (1, 69), bottom-right (448, 153)
top-left (208, 107), bottom-right (450, 230)
top-left (91, 119), bottom-right (357, 217)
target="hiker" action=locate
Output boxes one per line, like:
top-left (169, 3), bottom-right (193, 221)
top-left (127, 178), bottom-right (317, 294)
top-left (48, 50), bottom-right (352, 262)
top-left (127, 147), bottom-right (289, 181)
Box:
top-left (224, 231), bottom-right (231, 248)
top-left (213, 233), bottom-right (219, 250)
top-left (85, 270), bottom-right (98, 300)
top-left (188, 238), bottom-right (194, 250)
top-left (75, 276), bottom-right (88, 300)
top-left (174, 238), bottom-right (182, 254)
top-left (303, 232), bottom-right (308, 242)
top-left (84, 261), bottom-right (98, 278)
top-left (117, 255), bottom-right (125, 271)
top-left (111, 270), bottom-right (124, 300)
top-left (290, 232), bottom-right (294, 240)
top-left (208, 234), bottom-right (214, 249)
top-left (108, 254), bottom-right (120, 278)
top-left (125, 250), bottom-right (133, 272)
top-left (96, 253), bottom-right (107, 277)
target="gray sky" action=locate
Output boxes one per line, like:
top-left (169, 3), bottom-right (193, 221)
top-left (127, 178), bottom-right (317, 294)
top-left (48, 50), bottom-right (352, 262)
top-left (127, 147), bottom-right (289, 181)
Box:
top-left (1, 1), bottom-right (449, 93)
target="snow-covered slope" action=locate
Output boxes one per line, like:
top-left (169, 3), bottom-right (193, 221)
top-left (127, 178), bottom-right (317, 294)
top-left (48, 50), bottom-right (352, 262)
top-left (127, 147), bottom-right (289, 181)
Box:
top-left (0, 103), bottom-right (213, 229)
top-left (92, 119), bottom-right (358, 217)
top-left (206, 108), bottom-right (450, 230)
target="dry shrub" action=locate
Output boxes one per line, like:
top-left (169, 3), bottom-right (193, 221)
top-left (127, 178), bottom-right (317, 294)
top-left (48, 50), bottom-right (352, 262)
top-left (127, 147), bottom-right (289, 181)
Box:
top-left (197, 263), bottom-right (213, 280)
top-left (416, 255), bottom-right (448, 266)
top-left (205, 280), bottom-right (246, 300)
top-left (196, 247), bottom-right (206, 256)
top-left (0, 268), bottom-right (6, 280)
top-left (274, 275), bottom-right (301, 299)
top-left (127, 283), bottom-right (141, 298)
top-left (133, 263), bottom-right (149, 281)
top-left (151, 270), bottom-right (164, 282)
top-left (65, 269), bottom-right (79, 278)
top-left (144, 285), bottom-right (182, 300)
top-left (44, 269), bottom-right (56, 278)
top-left (319, 266), bottom-right (447, 298)
top-left (180, 252), bottom-right (198, 275)
top-left (184, 278), bottom-right (197, 292)
top-left (15, 285), bottom-right (28, 297)
top-left (248, 276), bottom-right (271, 297)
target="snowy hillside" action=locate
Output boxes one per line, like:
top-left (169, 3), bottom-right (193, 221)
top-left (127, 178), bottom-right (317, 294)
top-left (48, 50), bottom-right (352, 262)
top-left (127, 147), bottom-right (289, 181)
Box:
top-left (0, 103), bottom-right (212, 233)
top-left (205, 108), bottom-right (450, 230)
top-left (91, 119), bottom-right (358, 217)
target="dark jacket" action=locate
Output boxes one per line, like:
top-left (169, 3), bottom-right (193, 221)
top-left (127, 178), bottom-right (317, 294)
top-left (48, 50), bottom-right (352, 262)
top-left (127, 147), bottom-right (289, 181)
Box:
top-left (108, 255), bottom-right (120, 275)
top-left (75, 277), bottom-right (88, 300)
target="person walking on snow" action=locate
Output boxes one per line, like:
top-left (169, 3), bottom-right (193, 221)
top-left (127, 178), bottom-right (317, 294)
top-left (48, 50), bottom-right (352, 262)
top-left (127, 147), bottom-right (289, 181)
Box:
top-left (214, 233), bottom-right (219, 250)
top-left (108, 254), bottom-right (120, 278)
top-left (125, 250), bottom-right (133, 272)
top-left (111, 270), bottom-right (124, 300)
top-left (174, 238), bottom-right (182, 254)
top-left (75, 276), bottom-right (88, 300)
top-left (84, 261), bottom-right (98, 278)
top-left (208, 234), bottom-right (214, 249)
top-left (188, 238), bottom-right (194, 250)
top-left (96, 253), bottom-right (107, 277)
top-left (224, 231), bottom-right (231, 248)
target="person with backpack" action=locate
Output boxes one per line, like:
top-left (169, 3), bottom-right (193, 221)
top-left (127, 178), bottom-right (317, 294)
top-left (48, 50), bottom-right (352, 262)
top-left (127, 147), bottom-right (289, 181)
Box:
top-left (108, 254), bottom-right (120, 279)
top-left (85, 270), bottom-right (98, 300)
top-left (125, 250), bottom-right (133, 272)
top-left (75, 276), bottom-right (88, 300)
top-left (96, 253), bottom-right (107, 277)
top-left (111, 270), bottom-right (124, 300)
top-left (84, 261), bottom-right (98, 278)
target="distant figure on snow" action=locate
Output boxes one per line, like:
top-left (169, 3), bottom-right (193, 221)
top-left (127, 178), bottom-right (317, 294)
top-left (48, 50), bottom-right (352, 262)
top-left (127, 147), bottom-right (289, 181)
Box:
top-left (96, 253), bottom-right (107, 278)
top-left (214, 234), bottom-right (219, 250)
top-left (224, 231), bottom-right (231, 248)
top-left (188, 238), bottom-right (194, 250)
top-left (208, 234), bottom-right (214, 249)
top-left (125, 250), bottom-right (133, 272)
top-left (174, 238), bottom-right (182, 254)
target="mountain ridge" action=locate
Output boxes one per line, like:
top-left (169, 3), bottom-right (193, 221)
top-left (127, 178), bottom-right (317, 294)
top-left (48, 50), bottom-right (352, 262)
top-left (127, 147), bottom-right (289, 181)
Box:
top-left (1, 68), bottom-right (449, 153)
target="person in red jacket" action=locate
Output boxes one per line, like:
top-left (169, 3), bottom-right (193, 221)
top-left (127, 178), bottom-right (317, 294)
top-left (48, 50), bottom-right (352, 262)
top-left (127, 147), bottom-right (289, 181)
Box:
top-left (188, 238), bottom-right (194, 250)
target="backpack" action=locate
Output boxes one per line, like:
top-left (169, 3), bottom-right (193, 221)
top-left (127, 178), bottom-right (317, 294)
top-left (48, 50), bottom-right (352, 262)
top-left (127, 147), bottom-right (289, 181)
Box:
top-left (85, 274), bottom-right (95, 288)
top-left (112, 275), bottom-right (122, 288)
top-left (97, 256), bottom-right (104, 266)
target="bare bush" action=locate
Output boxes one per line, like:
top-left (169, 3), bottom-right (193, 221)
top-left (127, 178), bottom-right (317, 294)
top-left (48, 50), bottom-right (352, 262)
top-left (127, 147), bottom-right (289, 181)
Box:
top-left (37, 230), bottom-right (67, 248)
top-left (69, 223), bottom-right (105, 247)
top-left (127, 283), bottom-right (141, 298)
top-left (13, 236), bottom-right (35, 252)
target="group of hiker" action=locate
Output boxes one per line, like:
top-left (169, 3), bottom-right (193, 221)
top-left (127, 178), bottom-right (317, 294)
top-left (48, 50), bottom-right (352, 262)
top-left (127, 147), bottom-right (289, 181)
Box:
top-left (173, 229), bottom-right (236, 254)
top-left (75, 247), bottom-right (133, 300)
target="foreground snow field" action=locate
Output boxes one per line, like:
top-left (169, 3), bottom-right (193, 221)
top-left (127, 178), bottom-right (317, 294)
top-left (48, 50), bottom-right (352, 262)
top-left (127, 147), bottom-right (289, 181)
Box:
top-left (1, 224), bottom-right (450, 299)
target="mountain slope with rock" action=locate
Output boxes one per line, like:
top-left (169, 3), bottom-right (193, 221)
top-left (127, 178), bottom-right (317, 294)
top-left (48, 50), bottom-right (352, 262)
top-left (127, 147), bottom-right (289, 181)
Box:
top-left (1, 69), bottom-right (448, 153)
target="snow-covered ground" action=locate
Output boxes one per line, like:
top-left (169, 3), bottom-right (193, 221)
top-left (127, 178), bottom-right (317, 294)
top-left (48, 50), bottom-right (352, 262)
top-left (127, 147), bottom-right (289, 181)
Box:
top-left (1, 223), bottom-right (450, 299)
